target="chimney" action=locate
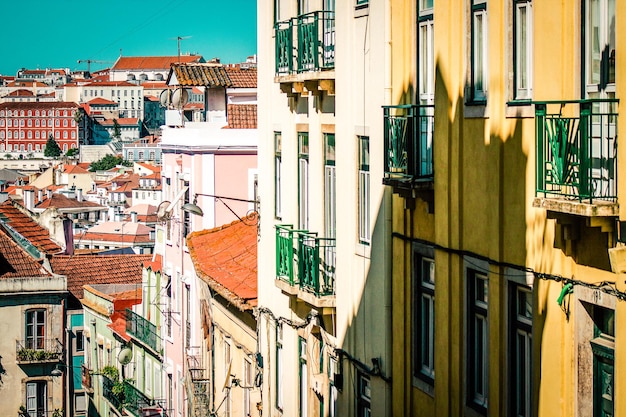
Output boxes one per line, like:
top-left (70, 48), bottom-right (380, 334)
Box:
top-left (23, 189), bottom-right (35, 211)
top-left (37, 188), bottom-right (43, 203)
top-left (131, 211), bottom-right (137, 223)
top-left (63, 216), bottom-right (74, 255)
top-left (46, 188), bottom-right (52, 199)
top-left (76, 188), bottom-right (83, 202)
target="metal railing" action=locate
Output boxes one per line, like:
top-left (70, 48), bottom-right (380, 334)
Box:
top-left (126, 309), bottom-right (162, 355)
top-left (102, 375), bottom-right (123, 411)
top-left (15, 339), bottom-right (63, 363)
top-left (275, 11), bottom-right (335, 75)
top-left (535, 99), bottom-right (618, 202)
top-left (276, 225), bottom-right (336, 297)
top-left (383, 104), bottom-right (435, 185)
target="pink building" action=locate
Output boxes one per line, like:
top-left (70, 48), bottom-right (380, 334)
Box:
top-left (157, 62), bottom-right (257, 417)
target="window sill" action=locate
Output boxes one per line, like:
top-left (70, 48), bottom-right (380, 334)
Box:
top-left (412, 376), bottom-right (434, 397)
top-left (505, 100), bottom-right (535, 118)
top-left (355, 242), bottom-right (371, 259)
top-left (354, 3), bottom-right (369, 18)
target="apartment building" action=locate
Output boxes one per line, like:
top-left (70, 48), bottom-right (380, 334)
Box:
top-left (257, 0), bottom-right (393, 416)
top-left (385, 1), bottom-right (623, 417)
top-left (0, 101), bottom-right (82, 154)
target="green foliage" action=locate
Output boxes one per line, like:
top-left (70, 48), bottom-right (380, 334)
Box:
top-left (89, 154), bottom-right (132, 172)
top-left (4, 153), bottom-right (12, 160)
top-left (44, 135), bottom-right (61, 158)
top-left (101, 365), bottom-right (120, 381)
top-left (16, 348), bottom-right (61, 362)
top-left (66, 147), bottom-right (80, 158)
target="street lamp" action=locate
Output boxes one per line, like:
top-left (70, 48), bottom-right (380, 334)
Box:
top-left (181, 193), bottom-right (259, 223)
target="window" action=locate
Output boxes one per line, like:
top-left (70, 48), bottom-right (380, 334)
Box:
top-left (299, 338), bottom-right (308, 417)
top-left (138, 151), bottom-right (144, 160)
top-left (244, 358), bottom-right (252, 416)
top-left (467, 270), bottom-right (488, 414)
top-left (275, 132), bottom-right (282, 219)
top-left (63, 119), bottom-right (68, 127)
top-left (55, 119), bottom-right (60, 127)
top-left (513, 0), bottom-right (533, 99)
top-left (413, 245), bottom-right (435, 386)
top-left (26, 310), bottom-right (45, 349)
top-left (418, 0), bottom-right (435, 104)
top-left (470, 0), bottom-right (488, 102)
top-left (276, 324), bottom-right (284, 410)
top-left (584, 0), bottom-right (615, 99)
top-left (75, 392), bottom-right (87, 415)
top-left (26, 381), bottom-right (47, 417)
top-left (590, 304), bottom-right (615, 417)
top-left (328, 356), bottom-right (338, 417)
top-left (298, 132), bottom-right (309, 230)
top-left (509, 283), bottom-right (532, 417)
top-left (224, 341), bottom-right (232, 417)
top-left (358, 136), bottom-right (370, 244)
top-left (324, 133), bottom-right (336, 238)
top-left (356, 372), bottom-right (371, 417)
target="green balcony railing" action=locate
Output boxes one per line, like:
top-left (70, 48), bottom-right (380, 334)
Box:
top-left (16, 339), bottom-right (63, 363)
top-left (275, 19), bottom-right (294, 75)
top-left (298, 233), bottom-right (336, 296)
top-left (383, 104), bottom-right (434, 185)
top-left (275, 11), bottom-right (335, 76)
top-left (535, 99), bottom-right (618, 202)
top-left (126, 309), bottom-right (161, 355)
top-left (103, 375), bottom-right (123, 411)
top-left (276, 225), bottom-right (336, 298)
top-left (123, 380), bottom-right (153, 417)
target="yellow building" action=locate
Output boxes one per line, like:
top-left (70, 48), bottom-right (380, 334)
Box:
top-left (388, 1), bottom-right (623, 417)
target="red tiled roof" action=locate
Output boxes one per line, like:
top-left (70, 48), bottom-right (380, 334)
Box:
top-left (6, 89), bottom-right (34, 97)
top-left (187, 219), bottom-right (257, 311)
top-left (113, 55), bottom-right (204, 70)
top-left (224, 66), bottom-right (257, 88)
top-left (50, 254), bottom-right (150, 299)
top-left (7, 81), bottom-right (48, 87)
top-left (143, 253), bottom-right (162, 273)
top-left (36, 193), bottom-right (104, 210)
top-left (99, 118), bottom-right (139, 126)
top-left (0, 200), bottom-right (62, 254)
top-left (87, 97), bottom-right (118, 106)
top-left (0, 230), bottom-right (51, 279)
top-left (63, 164), bottom-right (91, 174)
top-left (0, 102), bottom-right (78, 110)
top-left (225, 104), bottom-right (257, 129)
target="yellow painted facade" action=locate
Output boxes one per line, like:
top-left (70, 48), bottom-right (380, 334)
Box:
top-left (389, 1), bottom-right (625, 416)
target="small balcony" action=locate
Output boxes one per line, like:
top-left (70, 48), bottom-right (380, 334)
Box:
top-left (383, 104), bottom-right (435, 195)
top-left (275, 225), bottom-right (336, 308)
top-left (102, 375), bottom-right (123, 411)
top-left (81, 364), bottom-right (93, 393)
top-left (275, 11), bottom-right (335, 95)
top-left (533, 99), bottom-right (619, 217)
top-left (126, 309), bottom-right (162, 355)
top-left (15, 339), bottom-right (63, 364)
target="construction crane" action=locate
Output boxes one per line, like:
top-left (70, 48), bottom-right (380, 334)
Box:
top-left (77, 59), bottom-right (109, 74)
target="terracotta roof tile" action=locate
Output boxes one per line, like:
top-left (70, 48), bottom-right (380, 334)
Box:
top-left (87, 98), bottom-right (118, 106)
top-left (50, 254), bottom-right (150, 299)
top-left (226, 104), bottom-right (257, 129)
top-left (224, 66), bottom-right (257, 88)
top-left (169, 63), bottom-right (232, 87)
top-left (113, 55), bottom-right (203, 71)
top-left (0, 230), bottom-right (51, 279)
top-left (0, 200), bottom-right (62, 254)
top-left (36, 193), bottom-right (104, 210)
top-left (187, 219), bottom-right (257, 311)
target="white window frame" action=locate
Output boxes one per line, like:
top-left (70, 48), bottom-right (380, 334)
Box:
top-left (418, 1), bottom-right (434, 105)
top-left (298, 132), bottom-right (309, 230)
top-left (275, 132), bottom-right (282, 219)
top-left (358, 136), bottom-right (370, 245)
top-left (471, 1), bottom-right (488, 102)
top-left (584, 0), bottom-right (615, 99)
top-left (514, 0), bottom-right (533, 100)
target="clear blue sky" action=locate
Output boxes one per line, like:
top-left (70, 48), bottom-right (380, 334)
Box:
top-left (1, 0), bottom-right (257, 76)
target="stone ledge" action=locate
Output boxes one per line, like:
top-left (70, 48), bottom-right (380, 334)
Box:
top-left (532, 197), bottom-right (619, 217)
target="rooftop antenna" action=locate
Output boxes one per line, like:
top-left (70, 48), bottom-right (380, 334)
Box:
top-left (171, 36), bottom-right (192, 62)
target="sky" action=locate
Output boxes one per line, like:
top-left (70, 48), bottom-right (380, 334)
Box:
top-left (0, 0), bottom-right (257, 76)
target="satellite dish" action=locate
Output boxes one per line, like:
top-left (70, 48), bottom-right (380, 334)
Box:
top-left (156, 200), bottom-right (171, 222)
top-left (159, 90), bottom-right (172, 108)
top-left (118, 347), bottom-right (132, 365)
top-left (171, 88), bottom-right (189, 108)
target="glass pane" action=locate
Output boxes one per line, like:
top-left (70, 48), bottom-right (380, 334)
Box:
top-left (422, 258), bottom-right (435, 285)
top-left (475, 275), bottom-right (488, 303)
top-left (517, 287), bottom-right (533, 320)
top-left (325, 134), bottom-right (335, 164)
top-left (607, 0), bottom-right (616, 84)
top-left (473, 12), bottom-right (485, 92)
top-left (359, 136), bottom-right (370, 170)
top-left (516, 5), bottom-right (528, 90)
top-left (589, 0), bottom-right (601, 84)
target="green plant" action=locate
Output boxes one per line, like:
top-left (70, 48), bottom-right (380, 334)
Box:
top-left (101, 365), bottom-right (119, 380)
top-left (52, 409), bottom-right (64, 417)
top-left (44, 135), bottom-right (61, 158)
top-left (18, 405), bottom-right (29, 417)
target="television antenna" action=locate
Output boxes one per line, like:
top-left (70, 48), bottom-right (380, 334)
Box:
top-left (170, 36), bottom-right (192, 62)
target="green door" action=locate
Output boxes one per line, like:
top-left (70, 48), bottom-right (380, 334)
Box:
top-left (591, 337), bottom-right (614, 417)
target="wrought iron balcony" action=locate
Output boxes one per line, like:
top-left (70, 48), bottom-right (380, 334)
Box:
top-left (123, 380), bottom-right (154, 417)
top-left (102, 375), bottom-right (123, 411)
top-left (275, 11), bottom-right (335, 76)
top-left (535, 99), bottom-right (618, 205)
top-left (15, 339), bottom-right (63, 363)
top-left (276, 225), bottom-right (336, 300)
top-left (383, 104), bottom-right (434, 191)
top-left (125, 309), bottom-right (162, 355)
